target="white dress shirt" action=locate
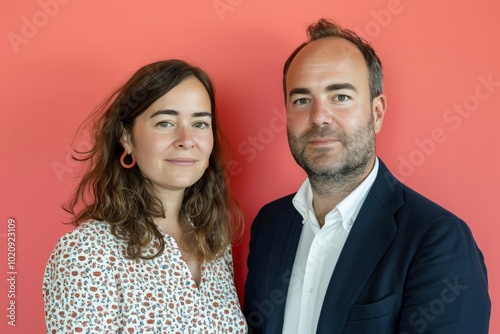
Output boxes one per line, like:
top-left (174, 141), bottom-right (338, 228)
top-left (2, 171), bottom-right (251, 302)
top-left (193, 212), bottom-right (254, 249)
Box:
top-left (282, 159), bottom-right (379, 334)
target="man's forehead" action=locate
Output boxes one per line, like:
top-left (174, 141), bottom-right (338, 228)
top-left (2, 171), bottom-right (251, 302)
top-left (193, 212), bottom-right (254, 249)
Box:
top-left (292, 37), bottom-right (364, 67)
top-left (289, 61), bottom-right (354, 78)
top-left (285, 38), bottom-right (370, 95)
top-left (287, 41), bottom-right (366, 81)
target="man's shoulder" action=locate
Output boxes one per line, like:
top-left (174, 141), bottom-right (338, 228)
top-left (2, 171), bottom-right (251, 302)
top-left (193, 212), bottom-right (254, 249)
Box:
top-left (258, 193), bottom-right (297, 213)
top-left (250, 193), bottom-right (302, 242)
top-left (375, 159), bottom-right (460, 220)
top-left (251, 193), bottom-right (300, 227)
top-left (399, 183), bottom-right (461, 221)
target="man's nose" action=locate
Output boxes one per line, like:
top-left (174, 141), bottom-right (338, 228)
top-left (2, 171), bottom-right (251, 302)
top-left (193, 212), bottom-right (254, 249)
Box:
top-left (310, 100), bottom-right (334, 127)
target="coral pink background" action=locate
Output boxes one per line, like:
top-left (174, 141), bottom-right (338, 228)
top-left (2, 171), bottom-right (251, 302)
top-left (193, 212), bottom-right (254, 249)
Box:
top-left (1, 0), bottom-right (498, 332)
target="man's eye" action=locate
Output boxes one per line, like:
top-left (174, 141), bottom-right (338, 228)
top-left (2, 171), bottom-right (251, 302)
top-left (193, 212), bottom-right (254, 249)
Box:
top-left (293, 98), bottom-right (309, 105)
top-left (335, 95), bottom-right (350, 102)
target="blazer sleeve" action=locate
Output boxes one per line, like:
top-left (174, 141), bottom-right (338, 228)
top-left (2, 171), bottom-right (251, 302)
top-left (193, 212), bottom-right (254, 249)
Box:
top-left (42, 230), bottom-right (121, 333)
top-left (398, 216), bottom-right (490, 333)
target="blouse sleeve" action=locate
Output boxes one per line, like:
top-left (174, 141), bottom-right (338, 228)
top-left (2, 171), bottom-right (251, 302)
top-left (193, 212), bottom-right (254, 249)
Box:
top-left (42, 226), bottom-right (121, 333)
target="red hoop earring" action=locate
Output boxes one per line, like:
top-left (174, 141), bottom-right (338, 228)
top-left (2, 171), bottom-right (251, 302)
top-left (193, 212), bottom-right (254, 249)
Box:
top-left (120, 150), bottom-right (136, 169)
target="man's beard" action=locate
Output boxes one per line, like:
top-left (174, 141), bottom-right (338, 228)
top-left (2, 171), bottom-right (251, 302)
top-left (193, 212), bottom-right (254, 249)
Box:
top-left (287, 113), bottom-right (375, 190)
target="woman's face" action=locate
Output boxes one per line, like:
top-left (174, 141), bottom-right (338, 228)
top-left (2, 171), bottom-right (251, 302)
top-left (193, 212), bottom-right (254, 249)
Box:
top-left (121, 77), bottom-right (213, 195)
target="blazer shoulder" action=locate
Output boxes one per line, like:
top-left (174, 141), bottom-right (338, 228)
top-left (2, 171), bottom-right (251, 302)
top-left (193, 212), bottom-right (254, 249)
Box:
top-left (375, 160), bottom-right (460, 222)
top-left (251, 193), bottom-right (299, 233)
top-left (257, 193), bottom-right (296, 215)
top-left (400, 183), bottom-right (459, 221)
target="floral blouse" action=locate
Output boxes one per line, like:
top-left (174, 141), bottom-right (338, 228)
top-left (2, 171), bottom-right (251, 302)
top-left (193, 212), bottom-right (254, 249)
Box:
top-left (43, 221), bottom-right (247, 333)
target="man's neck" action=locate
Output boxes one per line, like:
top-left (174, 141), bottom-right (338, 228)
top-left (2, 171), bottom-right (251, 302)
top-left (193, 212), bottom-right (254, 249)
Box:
top-left (310, 158), bottom-right (375, 227)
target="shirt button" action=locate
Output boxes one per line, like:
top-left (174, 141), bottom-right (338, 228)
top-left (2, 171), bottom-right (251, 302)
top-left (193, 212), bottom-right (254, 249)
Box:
top-left (316, 240), bottom-right (324, 246)
top-left (347, 219), bottom-right (353, 226)
top-left (308, 288), bottom-right (314, 294)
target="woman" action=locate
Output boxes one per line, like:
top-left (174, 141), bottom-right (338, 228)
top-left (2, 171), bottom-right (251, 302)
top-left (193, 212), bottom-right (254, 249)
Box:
top-left (43, 60), bottom-right (246, 333)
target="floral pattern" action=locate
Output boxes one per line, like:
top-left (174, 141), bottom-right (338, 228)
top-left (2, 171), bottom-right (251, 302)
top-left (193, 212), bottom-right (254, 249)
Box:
top-left (43, 220), bottom-right (247, 333)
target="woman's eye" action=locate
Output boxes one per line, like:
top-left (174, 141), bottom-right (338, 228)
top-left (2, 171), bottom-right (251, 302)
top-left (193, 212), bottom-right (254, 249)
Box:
top-left (157, 121), bottom-right (173, 128)
top-left (193, 122), bottom-right (210, 129)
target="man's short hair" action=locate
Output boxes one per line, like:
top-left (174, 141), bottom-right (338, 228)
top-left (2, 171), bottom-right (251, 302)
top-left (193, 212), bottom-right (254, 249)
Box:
top-left (283, 18), bottom-right (383, 102)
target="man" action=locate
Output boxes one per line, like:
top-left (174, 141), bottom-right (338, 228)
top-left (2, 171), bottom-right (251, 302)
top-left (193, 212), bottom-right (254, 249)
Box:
top-left (243, 18), bottom-right (490, 334)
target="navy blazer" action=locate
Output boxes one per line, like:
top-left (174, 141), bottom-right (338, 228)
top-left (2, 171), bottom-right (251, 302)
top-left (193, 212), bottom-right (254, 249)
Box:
top-left (244, 160), bottom-right (490, 333)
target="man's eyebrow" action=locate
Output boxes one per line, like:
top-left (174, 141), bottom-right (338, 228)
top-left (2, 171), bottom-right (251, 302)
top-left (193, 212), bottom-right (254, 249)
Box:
top-left (150, 110), bottom-right (212, 118)
top-left (288, 83), bottom-right (357, 98)
top-left (289, 88), bottom-right (311, 97)
top-left (326, 83), bottom-right (357, 92)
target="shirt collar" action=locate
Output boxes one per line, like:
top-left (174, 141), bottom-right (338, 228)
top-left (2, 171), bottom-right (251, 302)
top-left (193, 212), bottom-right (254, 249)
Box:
top-left (292, 158), bottom-right (379, 232)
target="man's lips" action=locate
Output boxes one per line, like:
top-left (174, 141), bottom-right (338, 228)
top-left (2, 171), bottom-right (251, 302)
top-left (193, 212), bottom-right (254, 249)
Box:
top-left (308, 138), bottom-right (340, 145)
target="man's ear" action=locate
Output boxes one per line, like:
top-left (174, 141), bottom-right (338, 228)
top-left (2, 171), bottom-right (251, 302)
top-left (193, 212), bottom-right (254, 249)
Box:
top-left (372, 94), bottom-right (387, 134)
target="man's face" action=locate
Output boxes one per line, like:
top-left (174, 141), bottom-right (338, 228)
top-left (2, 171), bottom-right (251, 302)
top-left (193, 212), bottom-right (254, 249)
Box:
top-left (285, 37), bottom-right (385, 180)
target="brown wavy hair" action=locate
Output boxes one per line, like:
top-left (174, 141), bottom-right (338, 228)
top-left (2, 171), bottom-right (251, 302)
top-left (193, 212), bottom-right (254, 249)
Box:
top-left (64, 59), bottom-right (243, 261)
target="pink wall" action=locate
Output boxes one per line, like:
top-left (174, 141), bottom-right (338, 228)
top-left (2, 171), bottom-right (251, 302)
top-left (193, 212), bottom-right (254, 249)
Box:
top-left (1, 1), bottom-right (498, 332)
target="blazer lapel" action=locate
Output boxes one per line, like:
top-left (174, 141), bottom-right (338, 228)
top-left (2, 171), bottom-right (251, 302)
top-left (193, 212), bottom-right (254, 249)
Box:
top-left (265, 207), bottom-right (304, 333)
top-left (317, 161), bottom-right (403, 333)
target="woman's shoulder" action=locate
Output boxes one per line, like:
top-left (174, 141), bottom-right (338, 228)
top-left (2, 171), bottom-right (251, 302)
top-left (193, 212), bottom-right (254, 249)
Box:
top-left (51, 220), bottom-right (124, 260)
top-left (58, 220), bottom-right (114, 242)
top-left (44, 221), bottom-right (124, 294)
